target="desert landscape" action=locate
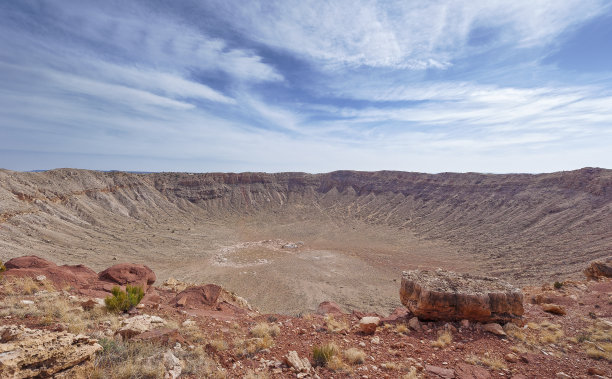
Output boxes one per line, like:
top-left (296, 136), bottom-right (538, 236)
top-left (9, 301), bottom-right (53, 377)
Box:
top-left (0, 167), bottom-right (611, 378)
top-left (1, 168), bottom-right (610, 315)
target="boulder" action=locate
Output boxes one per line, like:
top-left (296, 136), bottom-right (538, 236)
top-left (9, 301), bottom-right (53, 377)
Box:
top-left (542, 303), bottom-right (566, 315)
top-left (116, 314), bottom-right (166, 339)
top-left (409, 317), bottom-right (422, 331)
top-left (3, 255), bottom-right (98, 289)
top-left (284, 351), bottom-right (311, 373)
top-left (425, 364), bottom-right (455, 378)
top-left (359, 316), bottom-right (380, 335)
top-left (98, 263), bottom-right (156, 291)
top-left (0, 325), bottom-right (101, 378)
top-left (482, 323), bottom-right (506, 336)
top-left (584, 257), bottom-right (612, 280)
top-left (400, 269), bottom-right (524, 323)
top-left (316, 301), bottom-right (346, 316)
top-left (173, 284), bottom-right (223, 307)
top-left (163, 350), bottom-right (182, 379)
top-left (133, 327), bottom-right (185, 346)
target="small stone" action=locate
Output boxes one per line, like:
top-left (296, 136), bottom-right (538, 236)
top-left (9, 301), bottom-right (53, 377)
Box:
top-left (460, 319), bottom-right (470, 328)
top-left (409, 317), bottom-right (422, 331)
top-left (20, 300), bottom-right (34, 305)
top-left (482, 323), bottom-right (506, 336)
top-left (370, 336), bottom-right (380, 344)
top-left (542, 304), bottom-right (566, 315)
top-left (359, 317), bottom-right (380, 335)
top-left (556, 373), bottom-right (571, 379)
top-left (587, 367), bottom-right (605, 375)
top-left (359, 341), bottom-right (366, 347)
top-left (504, 353), bottom-right (519, 363)
top-left (36, 275), bottom-right (47, 282)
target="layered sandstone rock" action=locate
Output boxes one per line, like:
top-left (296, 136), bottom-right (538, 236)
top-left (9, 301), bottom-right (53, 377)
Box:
top-left (400, 269), bottom-right (523, 323)
top-left (584, 257), bottom-right (612, 279)
top-left (0, 325), bottom-right (101, 378)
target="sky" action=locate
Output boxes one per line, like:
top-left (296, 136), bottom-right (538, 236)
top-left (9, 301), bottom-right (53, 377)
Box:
top-left (1, 1), bottom-right (611, 173)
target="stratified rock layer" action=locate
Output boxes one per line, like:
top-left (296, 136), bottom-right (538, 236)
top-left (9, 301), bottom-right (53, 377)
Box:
top-left (584, 257), bottom-right (612, 279)
top-left (0, 325), bottom-right (101, 378)
top-left (400, 269), bottom-right (523, 323)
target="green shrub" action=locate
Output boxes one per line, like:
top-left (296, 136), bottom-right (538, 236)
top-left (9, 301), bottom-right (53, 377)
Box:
top-left (553, 281), bottom-right (563, 289)
top-left (312, 342), bottom-right (339, 367)
top-left (105, 285), bottom-right (144, 313)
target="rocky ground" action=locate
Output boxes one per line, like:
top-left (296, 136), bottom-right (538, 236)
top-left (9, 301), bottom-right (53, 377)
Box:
top-left (1, 256), bottom-right (610, 378)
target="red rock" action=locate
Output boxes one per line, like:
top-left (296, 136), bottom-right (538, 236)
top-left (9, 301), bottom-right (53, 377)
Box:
top-left (98, 263), bottom-right (156, 290)
top-left (455, 363), bottom-right (491, 379)
top-left (587, 367), bottom-right (605, 375)
top-left (173, 284), bottom-right (223, 307)
top-left (316, 301), bottom-right (345, 315)
top-left (359, 317), bottom-right (380, 335)
top-left (4, 255), bottom-right (54, 269)
top-left (400, 269), bottom-right (524, 323)
top-left (542, 303), bottom-right (566, 315)
top-left (425, 364), bottom-right (455, 378)
top-left (380, 307), bottom-right (409, 323)
top-left (3, 256), bottom-right (98, 289)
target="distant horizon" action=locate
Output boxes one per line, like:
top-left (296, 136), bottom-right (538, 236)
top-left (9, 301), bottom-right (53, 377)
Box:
top-left (1, 1), bottom-right (611, 173)
top-left (2, 166), bottom-right (609, 176)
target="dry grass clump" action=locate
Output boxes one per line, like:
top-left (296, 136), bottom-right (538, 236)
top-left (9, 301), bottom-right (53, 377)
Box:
top-left (0, 260), bottom-right (5, 273)
top-left (176, 345), bottom-right (227, 378)
top-left (402, 366), bottom-right (423, 379)
top-left (465, 353), bottom-right (507, 370)
top-left (396, 323), bottom-right (409, 334)
top-left (250, 322), bottom-right (280, 338)
top-left (312, 342), bottom-right (339, 367)
top-left (576, 320), bottom-right (612, 362)
top-left (327, 355), bottom-right (349, 371)
top-left (431, 330), bottom-right (453, 348)
top-left (343, 347), bottom-right (366, 364)
top-left (324, 314), bottom-right (349, 333)
top-left (538, 321), bottom-right (564, 344)
top-left (234, 336), bottom-right (274, 357)
top-left (90, 338), bottom-right (165, 379)
top-left (381, 361), bottom-right (403, 371)
top-left (208, 338), bottom-right (229, 352)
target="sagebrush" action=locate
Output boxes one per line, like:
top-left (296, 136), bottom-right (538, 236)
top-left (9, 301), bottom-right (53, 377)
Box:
top-left (104, 285), bottom-right (144, 312)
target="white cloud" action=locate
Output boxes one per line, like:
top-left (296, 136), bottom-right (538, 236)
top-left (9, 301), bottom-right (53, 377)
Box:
top-left (201, 0), bottom-right (607, 69)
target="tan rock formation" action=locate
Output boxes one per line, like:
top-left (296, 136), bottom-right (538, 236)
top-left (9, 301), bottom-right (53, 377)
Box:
top-left (116, 314), bottom-right (166, 339)
top-left (400, 269), bottom-right (523, 322)
top-left (0, 325), bottom-right (101, 378)
top-left (584, 257), bottom-right (612, 279)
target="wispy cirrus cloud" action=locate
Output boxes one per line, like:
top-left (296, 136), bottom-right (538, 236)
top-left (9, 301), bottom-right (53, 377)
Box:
top-left (0, 0), bottom-right (611, 173)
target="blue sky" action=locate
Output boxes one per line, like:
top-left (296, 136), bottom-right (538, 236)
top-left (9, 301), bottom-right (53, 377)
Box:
top-left (1, 1), bottom-right (611, 173)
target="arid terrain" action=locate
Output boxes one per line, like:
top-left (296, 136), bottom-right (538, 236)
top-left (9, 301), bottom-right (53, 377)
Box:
top-left (0, 167), bottom-right (610, 315)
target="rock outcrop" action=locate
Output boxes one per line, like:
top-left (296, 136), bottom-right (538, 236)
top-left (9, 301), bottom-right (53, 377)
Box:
top-left (400, 269), bottom-right (524, 323)
top-left (117, 314), bottom-right (166, 339)
top-left (0, 325), bottom-right (101, 378)
top-left (98, 263), bottom-right (157, 291)
top-left (2, 255), bottom-right (98, 289)
top-left (584, 257), bottom-right (612, 279)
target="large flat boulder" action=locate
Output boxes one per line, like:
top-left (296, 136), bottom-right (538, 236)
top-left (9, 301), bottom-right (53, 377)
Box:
top-left (400, 269), bottom-right (523, 323)
top-left (0, 325), bottom-right (101, 378)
